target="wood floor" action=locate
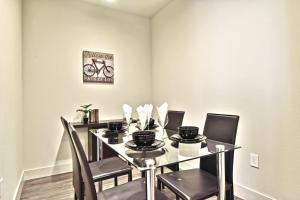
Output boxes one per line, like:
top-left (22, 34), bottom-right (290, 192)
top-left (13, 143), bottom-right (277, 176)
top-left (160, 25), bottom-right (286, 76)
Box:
top-left (20, 168), bottom-right (242, 200)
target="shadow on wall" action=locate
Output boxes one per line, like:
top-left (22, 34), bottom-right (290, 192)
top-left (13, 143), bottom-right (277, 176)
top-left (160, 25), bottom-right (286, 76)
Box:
top-left (54, 115), bottom-right (88, 171)
top-left (55, 130), bottom-right (72, 161)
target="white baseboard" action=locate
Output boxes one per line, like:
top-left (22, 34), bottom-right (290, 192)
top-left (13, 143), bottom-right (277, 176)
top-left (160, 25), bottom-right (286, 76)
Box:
top-left (234, 183), bottom-right (277, 200)
top-left (12, 160), bottom-right (72, 199)
top-left (23, 159), bottom-right (72, 181)
top-left (13, 171), bottom-right (24, 200)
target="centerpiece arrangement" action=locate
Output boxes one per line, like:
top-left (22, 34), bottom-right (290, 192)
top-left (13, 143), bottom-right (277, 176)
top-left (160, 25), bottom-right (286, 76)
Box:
top-left (100, 102), bottom-right (205, 150)
top-left (124, 103), bottom-right (169, 151)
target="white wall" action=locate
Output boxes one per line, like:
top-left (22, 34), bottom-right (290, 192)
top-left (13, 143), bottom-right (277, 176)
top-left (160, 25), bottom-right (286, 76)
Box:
top-left (152, 0), bottom-right (300, 199)
top-left (9, 0), bottom-right (300, 198)
top-left (0, 0), bottom-right (23, 199)
top-left (23, 0), bottom-right (152, 170)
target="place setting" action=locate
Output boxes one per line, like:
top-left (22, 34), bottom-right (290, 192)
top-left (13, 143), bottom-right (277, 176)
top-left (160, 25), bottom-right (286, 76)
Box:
top-left (125, 129), bottom-right (166, 169)
top-left (170, 126), bottom-right (207, 144)
top-left (102, 121), bottom-right (126, 138)
top-left (97, 121), bottom-right (127, 144)
top-left (125, 130), bottom-right (165, 151)
top-left (124, 103), bottom-right (169, 152)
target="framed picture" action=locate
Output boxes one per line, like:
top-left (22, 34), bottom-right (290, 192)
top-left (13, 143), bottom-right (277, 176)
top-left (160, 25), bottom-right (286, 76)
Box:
top-left (83, 51), bottom-right (114, 84)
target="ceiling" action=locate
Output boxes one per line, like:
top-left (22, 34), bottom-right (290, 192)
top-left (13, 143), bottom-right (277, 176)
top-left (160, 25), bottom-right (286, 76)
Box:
top-left (83, 0), bottom-right (173, 17)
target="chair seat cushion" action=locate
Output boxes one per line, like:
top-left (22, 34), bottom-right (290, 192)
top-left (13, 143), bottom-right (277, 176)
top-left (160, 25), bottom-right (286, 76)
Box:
top-left (97, 179), bottom-right (169, 200)
top-left (157, 169), bottom-right (231, 200)
top-left (89, 157), bottom-right (131, 181)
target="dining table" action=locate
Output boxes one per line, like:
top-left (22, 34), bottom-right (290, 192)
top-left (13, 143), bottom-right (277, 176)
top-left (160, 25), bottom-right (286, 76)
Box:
top-left (89, 124), bottom-right (241, 200)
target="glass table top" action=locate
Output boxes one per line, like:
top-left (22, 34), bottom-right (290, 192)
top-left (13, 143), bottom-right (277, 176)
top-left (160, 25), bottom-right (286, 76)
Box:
top-left (90, 126), bottom-right (241, 171)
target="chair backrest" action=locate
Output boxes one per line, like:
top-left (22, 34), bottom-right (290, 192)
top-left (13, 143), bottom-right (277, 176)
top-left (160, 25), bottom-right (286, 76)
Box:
top-left (60, 117), bottom-right (83, 199)
top-left (70, 125), bottom-right (98, 200)
top-left (165, 110), bottom-right (185, 131)
top-left (200, 113), bottom-right (239, 184)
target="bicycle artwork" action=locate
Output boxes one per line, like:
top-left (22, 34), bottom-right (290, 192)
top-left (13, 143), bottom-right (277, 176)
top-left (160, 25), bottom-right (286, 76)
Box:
top-left (83, 51), bottom-right (114, 84)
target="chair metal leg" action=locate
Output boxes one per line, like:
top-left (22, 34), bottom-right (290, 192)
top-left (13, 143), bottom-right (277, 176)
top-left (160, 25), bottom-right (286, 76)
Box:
top-left (160, 166), bottom-right (164, 174)
top-left (226, 185), bottom-right (234, 200)
top-left (141, 171), bottom-right (146, 178)
top-left (128, 171), bottom-right (132, 182)
top-left (74, 193), bottom-right (77, 200)
top-left (80, 180), bottom-right (85, 200)
top-left (157, 179), bottom-right (162, 191)
top-left (98, 181), bottom-right (103, 192)
top-left (114, 177), bottom-right (118, 186)
top-left (176, 194), bottom-right (180, 200)
top-left (160, 167), bottom-right (165, 189)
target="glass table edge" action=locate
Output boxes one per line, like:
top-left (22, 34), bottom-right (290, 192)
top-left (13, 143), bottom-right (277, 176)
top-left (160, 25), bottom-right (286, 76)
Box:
top-left (89, 129), bottom-right (241, 171)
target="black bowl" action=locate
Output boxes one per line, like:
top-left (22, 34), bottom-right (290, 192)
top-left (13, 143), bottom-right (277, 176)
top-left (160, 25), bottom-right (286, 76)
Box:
top-left (108, 121), bottom-right (123, 130)
top-left (132, 130), bottom-right (155, 146)
top-left (178, 126), bottom-right (199, 139)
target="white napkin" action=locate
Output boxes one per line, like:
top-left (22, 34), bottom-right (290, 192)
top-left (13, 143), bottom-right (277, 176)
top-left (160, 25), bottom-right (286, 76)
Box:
top-left (122, 104), bottom-right (132, 124)
top-left (144, 104), bottom-right (153, 121)
top-left (157, 102), bottom-right (168, 126)
top-left (137, 105), bottom-right (147, 130)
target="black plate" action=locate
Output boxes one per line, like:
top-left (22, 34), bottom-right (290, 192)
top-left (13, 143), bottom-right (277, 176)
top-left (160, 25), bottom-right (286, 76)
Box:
top-left (105, 128), bottom-right (126, 133)
top-left (125, 139), bottom-right (165, 151)
top-left (102, 130), bottom-right (126, 138)
top-left (135, 124), bottom-right (159, 130)
top-left (170, 134), bottom-right (206, 144)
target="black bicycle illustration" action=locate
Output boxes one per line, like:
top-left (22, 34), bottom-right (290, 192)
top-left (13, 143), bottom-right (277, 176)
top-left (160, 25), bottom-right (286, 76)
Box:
top-left (83, 59), bottom-right (114, 78)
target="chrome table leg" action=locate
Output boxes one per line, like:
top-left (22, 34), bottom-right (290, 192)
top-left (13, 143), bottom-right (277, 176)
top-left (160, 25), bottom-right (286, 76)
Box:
top-left (96, 137), bottom-right (102, 161)
top-left (145, 159), bottom-right (156, 200)
top-left (97, 137), bottom-right (99, 161)
top-left (216, 145), bottom-right (226, 200)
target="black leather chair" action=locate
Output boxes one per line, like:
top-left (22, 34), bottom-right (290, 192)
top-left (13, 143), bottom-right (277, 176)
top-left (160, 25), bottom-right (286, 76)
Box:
top-left (165, 110), bottom-right (185, 135)
top-left (70, 125), bottom-right (169, 200)
top-left (157, 113), bottom-right (239, 200)
top-left (61, 117), bottom-right (132, 200)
